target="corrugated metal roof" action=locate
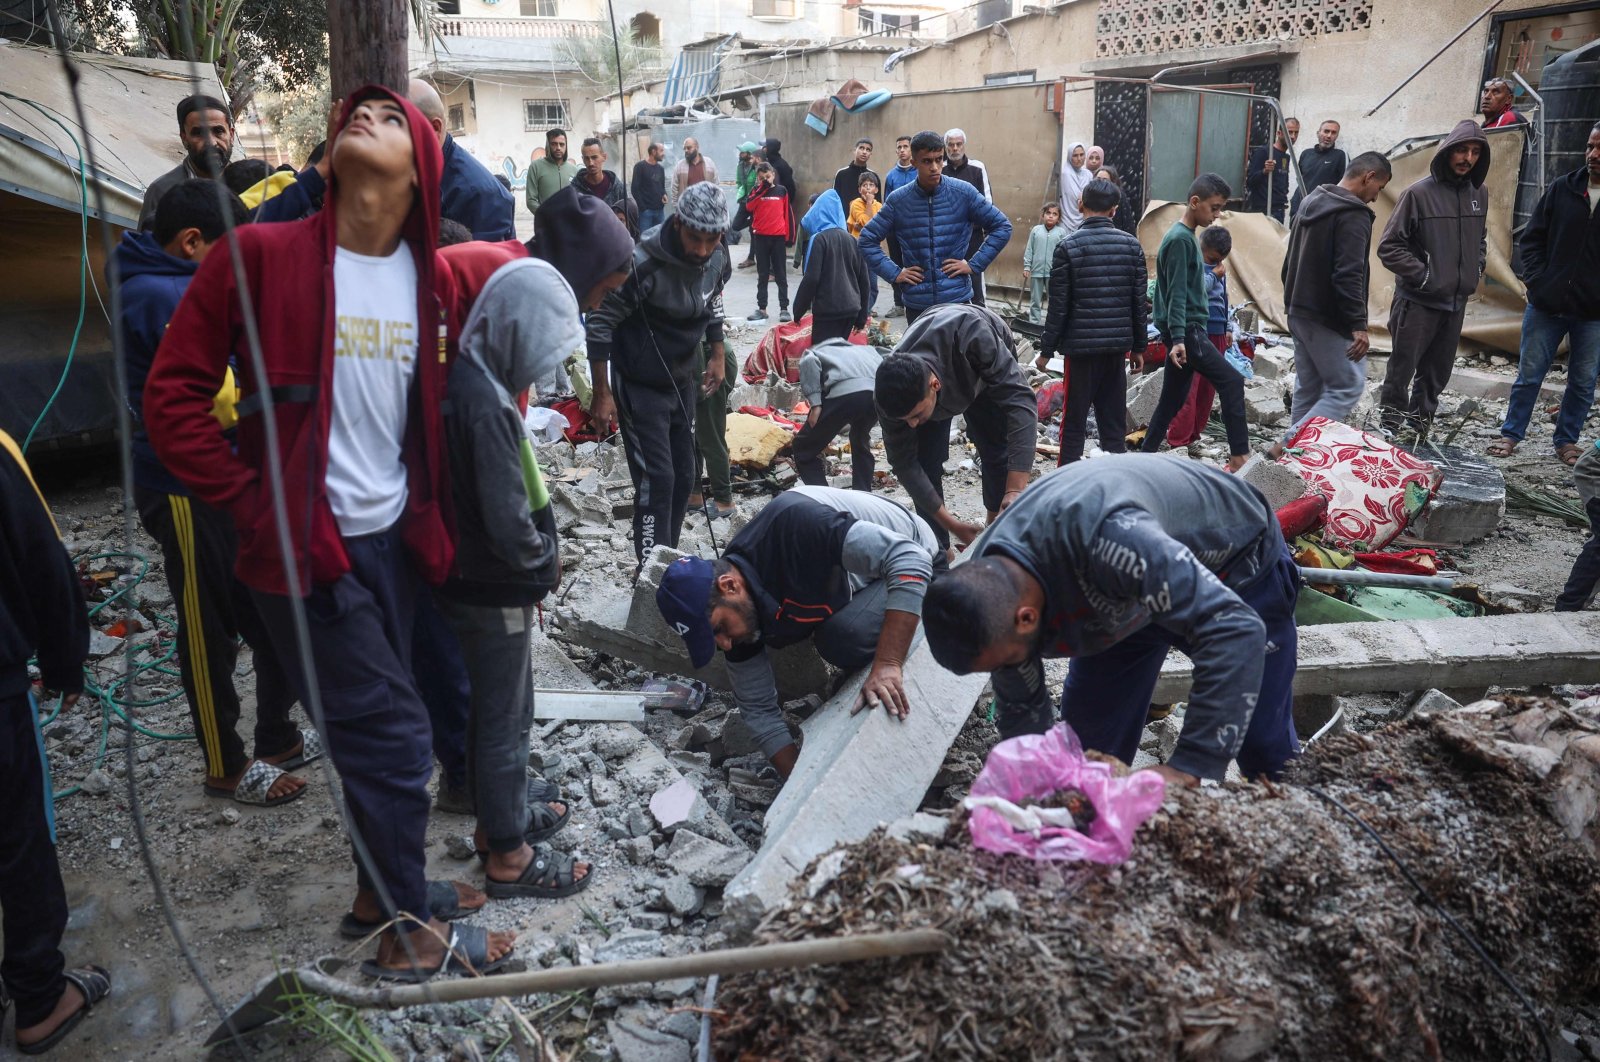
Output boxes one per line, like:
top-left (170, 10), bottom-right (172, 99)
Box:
top-left (662, 43), bottom-right (725, 108)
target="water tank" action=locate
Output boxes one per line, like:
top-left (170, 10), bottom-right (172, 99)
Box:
top-left (1514, 39), bottom-right (1600, 231)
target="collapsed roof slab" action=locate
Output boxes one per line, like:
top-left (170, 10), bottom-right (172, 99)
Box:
top-left (1152, 613), bottom-right (1600, 704)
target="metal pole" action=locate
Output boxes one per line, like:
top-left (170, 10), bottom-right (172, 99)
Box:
top-left (1298, 567), bottom-right (1459, 592)
top-left (1364, 0), bottom-right (1509, 117)
top-left (1513, 71), bottom-right (1545, 194)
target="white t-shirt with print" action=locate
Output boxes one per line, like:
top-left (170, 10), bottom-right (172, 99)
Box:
top-left (327, 245), bottom-right (418, 537)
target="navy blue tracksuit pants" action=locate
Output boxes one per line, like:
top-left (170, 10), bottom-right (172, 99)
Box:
top-left (252, 529), bottom-right (432, 928)
top-left (1, 691), bottom-right (70, 1029)
top-left (1061, 541), bottom-right (1302, 779)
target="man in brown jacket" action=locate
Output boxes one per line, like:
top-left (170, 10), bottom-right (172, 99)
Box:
top-left (1376, 121), bottom-right (1490, 440)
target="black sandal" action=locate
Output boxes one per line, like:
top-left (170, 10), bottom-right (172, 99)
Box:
top-left (484, 847), bottom-right (592, 900)
top-left (17, 964), bottom-right (111, 1055)
top-left (338, 880), bottom-right (477, 939)
top-left (358, 924), bottom-right (511, 983)
top-left (475, 795), bottom-right (571, 862)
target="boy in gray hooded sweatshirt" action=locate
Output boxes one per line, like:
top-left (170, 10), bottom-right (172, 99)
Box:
top-left (438, 258), bottom-right (593, 902)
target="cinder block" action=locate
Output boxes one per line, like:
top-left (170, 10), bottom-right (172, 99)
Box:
top-left (1404, 444), bottom-right (1505, 546)
top-left (1238, 454), bottom-right (1312, 511)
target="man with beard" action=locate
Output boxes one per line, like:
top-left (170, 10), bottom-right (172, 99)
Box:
top-left (1291, 120), bottom-right (1347, 218)
top-left (571, 138), bottom-right (627, 210)
top-left (139, 95), bottom-right (235, 230)
top-left (655, 486), bottom-right (938, 778)
top-left (671, 137), bottom-right (719, 202)
top-left (526, 129), bottom-right (578, 215)
top-left (586, 182), bottom-right (731, 564)
top-left (943, 128), bottom-right (993, 305)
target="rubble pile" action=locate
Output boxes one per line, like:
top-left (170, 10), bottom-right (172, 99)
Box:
top-left (717, 696), bottom-right (1600, 1060)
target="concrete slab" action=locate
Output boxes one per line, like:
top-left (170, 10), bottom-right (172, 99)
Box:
top-left (1151, 613), bottom-right (1600, 703)
top-left (1401, 444), bottom-right (1506, 545)
top-left (722, 637), bottom-right (989, 932)
top-left (1126, 370), bottom-right (1164, 430)
top-left (552, 546), bottom-right (833, 701)
top-left (1242, 375), bottom-right (1289, 427)
top-left (1239, 454), bottom-right (1312, 510)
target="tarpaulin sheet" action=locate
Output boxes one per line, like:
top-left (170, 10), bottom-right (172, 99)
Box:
top-left (1137, 126), bottom-right (1530, 356)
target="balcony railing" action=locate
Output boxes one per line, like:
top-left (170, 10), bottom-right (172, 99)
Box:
top-left (436, 16), bottom-right (607, 38)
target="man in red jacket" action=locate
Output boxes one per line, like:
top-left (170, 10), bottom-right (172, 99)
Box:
top-left (145, 87), bottom-right (514, 981)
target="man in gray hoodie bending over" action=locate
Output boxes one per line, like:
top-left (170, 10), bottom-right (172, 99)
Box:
top-left (656, 486), bottom-right (938, 779)
top-left (874, 303), bottom-right (1038, 553)
top-left (921, 456), bottom-right (1302, 787)
top-left (1376, 121), bottom-right (1490, 440)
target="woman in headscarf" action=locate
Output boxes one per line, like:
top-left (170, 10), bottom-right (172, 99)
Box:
top-left (1085, 145), bottom-right (1105, 173)
top-left (1059, 141), bottom-right (1092, 232)
top-left (1097, 164), bottom-right (1140, 239)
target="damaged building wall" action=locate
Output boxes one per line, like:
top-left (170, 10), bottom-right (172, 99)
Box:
top-left (765, 82), bottom-right (1065, 297)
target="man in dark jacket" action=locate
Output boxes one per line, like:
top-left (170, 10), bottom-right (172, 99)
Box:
top-left (1291, 120), bottom-right (1347, 218)
top-left (860, 130), bottom-right (1011, 323)
top-left (1276, 152), bottom-right (1391, 453)
top-left (763, 138), bottom-right (799, 236)
top-left (587, 182), bottom-right (731, 563)
top-left (1245, 118), bottom-right (1298, 222)
top-left (1492, 122), bottom-right (1600, 466)
top-left (632, 142), bottom-right (668, 232)
top-left (138, 94), bottom-right (234, 230)
top-left (1377, 120), bottom-right (1491, 439)
top-left (117, 180), bottom-right (313, 807)
top-left (1038, 179), bottom-right (1148, 463)
top-left (572, 137), bottom-right (628, 210)
top-left (874, 303), bottom-right (1038, 551)
top-left (656, 486), bottom-right (938, 778)
top-left (921, 456), bottom-right (1301, 785)
top-left (833, 138), bottom-right (879, 209)
top-left (409, 80), bottom-right (515, 241)
top-left (0, 428), bottom-right (111, 1053)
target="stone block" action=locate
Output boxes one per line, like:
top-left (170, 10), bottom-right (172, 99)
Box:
top-left (1125, 369), bottom-right (1164, 430)
top-left (885, 811), bottom-right (951, 844)
top-left (656, 874), bottom-right (706, 916)
top-left (723, 635), bottom-right (989, 932)
top-left (1242, 375), bottom-right (1289, 427)
top-left (1238, 454), bottom-right (1311, 511)
top-left (664, 829), bottom-right (751, 887)
top-left (1409, 688), bottom-right (1462, 718)
top-left (1251, 347), bottom-right (1294, 380)
top-left (1404, 444), bottom-right (1505, 545)
top-left (725, 412), bottom-right (793, 470)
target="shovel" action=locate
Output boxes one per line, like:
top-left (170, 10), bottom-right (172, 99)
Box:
top-left (206, 928), bottom-right (949, 1048)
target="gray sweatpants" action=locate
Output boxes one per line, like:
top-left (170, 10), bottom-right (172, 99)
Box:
top-left (1283, 315), bottom-right (1368, 443)
top-left (436, 598), bottom-right (535, 854)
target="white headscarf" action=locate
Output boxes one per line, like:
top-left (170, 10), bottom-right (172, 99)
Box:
top-left (1059, 140), bottom-right (1092, 231)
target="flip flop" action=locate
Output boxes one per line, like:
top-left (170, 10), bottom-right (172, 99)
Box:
top-left (268, 728), bottom-right (325, 771)
top-left (202, 760), bottom-right (304, 807)
top-left (338, 880), bottom-right (477, 940)
top-left (16, 964), bottom-right (112, 1056)
top-left (485, 847), bottom-right (593, 900)
top-left (358, 924), bottom-right (511, 983)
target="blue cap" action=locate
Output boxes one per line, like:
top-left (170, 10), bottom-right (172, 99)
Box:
top-left (656, 556), bottom-right (717, 668)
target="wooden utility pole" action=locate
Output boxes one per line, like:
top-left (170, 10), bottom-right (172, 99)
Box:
top-left (328, 0), bottom-right (409, 101)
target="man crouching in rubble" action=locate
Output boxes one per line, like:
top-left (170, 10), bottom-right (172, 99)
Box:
top-left (656, 486), bottom-right (939, 779)
top-left (921, 455), bottom-right (1301, 787)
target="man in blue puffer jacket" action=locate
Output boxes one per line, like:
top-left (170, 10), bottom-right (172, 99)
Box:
top-left (860, 130), bottom-right (1011, 323)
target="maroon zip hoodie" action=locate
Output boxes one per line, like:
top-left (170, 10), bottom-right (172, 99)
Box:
top-left (145, 86), bottom-right (457, 596)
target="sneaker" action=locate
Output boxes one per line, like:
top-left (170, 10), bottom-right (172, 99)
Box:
top-left (696, 500), bottom-right (738, 521)
top-left (747, 310), bottom-right (769, 323)
top-left (885, 305), bottom-right (905, 319)
top-left (779, 310), bottom-right (792, 323)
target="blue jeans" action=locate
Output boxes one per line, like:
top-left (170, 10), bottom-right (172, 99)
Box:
top-left (639, 207), bottom-right (665, 233)
top-left (1500, 303), bottom-right (1600, 448)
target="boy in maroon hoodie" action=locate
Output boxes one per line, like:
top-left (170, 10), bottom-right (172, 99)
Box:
top-left (145, 87), bottom-right (513, 981)
top-left (742, 161), bottom-right (793, 322)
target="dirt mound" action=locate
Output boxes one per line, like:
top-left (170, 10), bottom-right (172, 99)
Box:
top-left (716, 697), bottom-right (1600, 1060)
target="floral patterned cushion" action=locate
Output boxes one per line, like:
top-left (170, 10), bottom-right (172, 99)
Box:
top-left (1280, 417), bottom-right (1441, 550)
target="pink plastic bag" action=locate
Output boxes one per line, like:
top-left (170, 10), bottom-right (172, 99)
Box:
top-left (966, 724), bottom-right (1166, 864)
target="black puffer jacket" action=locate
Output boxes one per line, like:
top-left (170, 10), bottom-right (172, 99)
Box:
top-left (1039, 215), bottom-right (1149, 358)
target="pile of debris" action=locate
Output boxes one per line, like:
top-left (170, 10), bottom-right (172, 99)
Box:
top-left (716, 696), bottom-right (1600, 1060)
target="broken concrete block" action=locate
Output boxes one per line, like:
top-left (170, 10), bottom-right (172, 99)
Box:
top-left (1238, 454), bottom-right (1312, 511)
top-left (665, 829), bottom-right (751, 887)
top-left (1410, 688), bottom-right (1463, 717)
top-left (725, 412), bottom-right (794, 470)
top-left (1125, 369), bottom-right (1164, 430)
top-left (1251, 347), bottom-right (1294, 380)
top-left (649, 778), bottom-right (700, 830)
top-left (723, 635), bottom-right (988, 932)
top-left (727, 381), bottom-right (768, 410)
top-left (885, 811), bottom-right (950, 844)
top-left (1403, 444), bottom-right (1505, 545)
top-left (1153, 613), bottom-right (1600, 704)
top-left (621, 836), bottom-right (655, 865)
top-left (1242, 376), bottom-right (1288, 427)
top-left (656, 873), bottom-right (706, 916)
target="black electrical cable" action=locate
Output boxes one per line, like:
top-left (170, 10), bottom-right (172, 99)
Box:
top-left (1303, 785), bottom-right (1554, 1062)
top-left (35, 1), bottom-right (251, 1054)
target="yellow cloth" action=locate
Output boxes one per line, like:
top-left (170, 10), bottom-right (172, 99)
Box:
top-left (847, 197), bottom-right (881, 239)
top-left (211, 365), bottom-right (239, 430)
top-left (238, 171), bottom-right (297, 211)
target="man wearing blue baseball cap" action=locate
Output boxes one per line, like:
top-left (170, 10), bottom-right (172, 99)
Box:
top-left (656, 486), bottom-right (939, 778)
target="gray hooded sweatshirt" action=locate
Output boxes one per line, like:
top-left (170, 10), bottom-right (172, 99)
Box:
top-left (441, 258), bottom-right (584, 606)
top-left (1377, 120), bottom-right (1491, 313)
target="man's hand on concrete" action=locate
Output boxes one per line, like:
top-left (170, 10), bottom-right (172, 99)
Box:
top-left (1144, 763), bottom-right (1199, 790)
top-left (940, 258), bottom-right (972, 278)
top-left (895, 266), bottom-right (924, 286)
top-left (852, 661), bottom-right (908, 720)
